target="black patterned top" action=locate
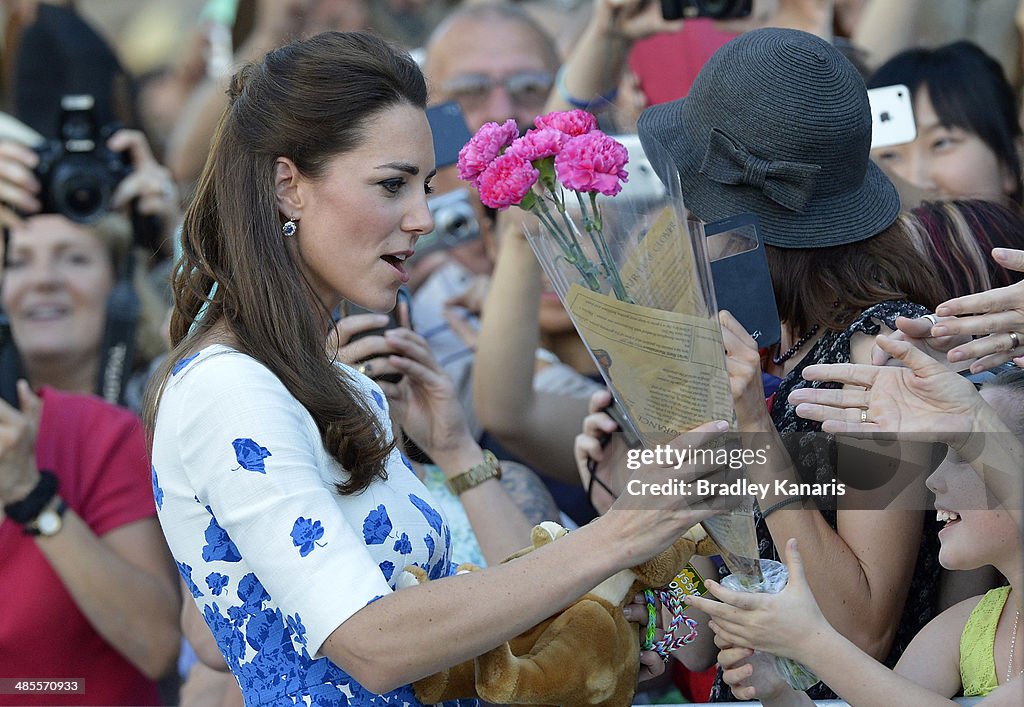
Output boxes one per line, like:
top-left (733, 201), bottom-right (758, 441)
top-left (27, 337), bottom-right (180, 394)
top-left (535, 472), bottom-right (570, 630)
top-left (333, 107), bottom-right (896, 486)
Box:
top-left (711, 300), bottom-right (943, 702)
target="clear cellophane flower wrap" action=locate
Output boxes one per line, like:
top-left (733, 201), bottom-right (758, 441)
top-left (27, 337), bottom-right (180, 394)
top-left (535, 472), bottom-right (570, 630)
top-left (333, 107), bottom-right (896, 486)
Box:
top-left (459, 112), bottom-right (816, 689)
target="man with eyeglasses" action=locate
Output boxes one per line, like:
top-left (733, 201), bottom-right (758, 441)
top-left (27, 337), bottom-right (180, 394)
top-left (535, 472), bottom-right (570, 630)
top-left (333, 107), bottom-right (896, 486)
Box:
top-left (423, 3), bottom-right (560, 132)
top-left (408, 4), bottom-right (603, 527)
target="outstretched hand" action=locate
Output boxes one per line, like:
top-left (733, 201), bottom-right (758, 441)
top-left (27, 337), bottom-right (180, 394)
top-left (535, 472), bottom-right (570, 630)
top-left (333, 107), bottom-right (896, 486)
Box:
top-left (872, 248), bottom-right (1024, 373)
top-left (788, 334), bottom-right (983, 445)
top-left (684, 539), bottom-right (829, 664)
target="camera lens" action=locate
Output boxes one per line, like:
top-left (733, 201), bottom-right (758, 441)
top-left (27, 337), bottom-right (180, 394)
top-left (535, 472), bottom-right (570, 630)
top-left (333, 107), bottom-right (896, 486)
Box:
top-left (50, 159), bottom-right (112, 224)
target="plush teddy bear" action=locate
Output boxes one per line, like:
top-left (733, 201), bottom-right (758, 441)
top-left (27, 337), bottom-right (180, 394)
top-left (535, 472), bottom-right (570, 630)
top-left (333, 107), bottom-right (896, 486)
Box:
top-left (397, 521), bottom-right (718, 707)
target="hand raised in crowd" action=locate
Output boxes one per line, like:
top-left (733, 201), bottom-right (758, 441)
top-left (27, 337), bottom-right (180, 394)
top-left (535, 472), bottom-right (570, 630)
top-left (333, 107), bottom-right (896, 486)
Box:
top-left (0, 381), bottom-right (43, 507)
top-left (331, 311), bottom-right (396, 377)
top-left (873, 248), bottom-right (1024, 373)
top-left (790, 334), bottom-right (983, 445)
top-left (107, 130), bottom-right (180, 222)
top-left (574, 389), bottom-right (632, 513)
top-left (0, 139), bottom-right (41, 228)
top-left (686, 539), bottom-right (829, 665)
top-left (0, 130), bottom-right (178, 231)
top-left (593, 0), bottom-right (684, 41)
top-left (720, 310), bottom-right (771, 430)
top-left (377, 326), bottom-right (476, 459)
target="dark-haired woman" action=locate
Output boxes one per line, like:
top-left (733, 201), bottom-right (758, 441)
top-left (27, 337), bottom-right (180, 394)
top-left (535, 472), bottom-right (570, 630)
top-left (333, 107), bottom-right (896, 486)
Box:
top-left (146, 30), bottom-right (724, 707)
top-left (868, 41), bottom-right (1023, 206)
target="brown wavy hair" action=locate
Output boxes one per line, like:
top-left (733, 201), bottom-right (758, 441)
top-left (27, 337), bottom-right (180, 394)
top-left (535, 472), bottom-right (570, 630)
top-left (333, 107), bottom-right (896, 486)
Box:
top-left (767, 221), bottom-right (946, 336)
top-left (145, 31), bottom-right (427, 494)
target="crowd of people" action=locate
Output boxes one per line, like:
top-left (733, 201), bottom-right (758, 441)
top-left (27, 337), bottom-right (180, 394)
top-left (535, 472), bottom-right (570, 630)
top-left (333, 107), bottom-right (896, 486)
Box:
top-left (1, 1), bottom-right (1023, 706)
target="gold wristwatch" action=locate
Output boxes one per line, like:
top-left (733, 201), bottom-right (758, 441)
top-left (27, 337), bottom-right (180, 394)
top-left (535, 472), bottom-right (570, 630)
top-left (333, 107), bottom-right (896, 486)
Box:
top-left (445, 450), bottom-right (501, 496)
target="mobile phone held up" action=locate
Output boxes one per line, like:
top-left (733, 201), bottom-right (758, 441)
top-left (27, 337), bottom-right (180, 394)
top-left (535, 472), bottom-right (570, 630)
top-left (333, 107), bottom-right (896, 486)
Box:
top-left (867, 84), bottom-right (916, 150)
top-left (660, 0), bottom-right (752, 21)
top-left (705, 213), bottom-right (781, 349)
top-left (344, 286), bottom-right (413, 385)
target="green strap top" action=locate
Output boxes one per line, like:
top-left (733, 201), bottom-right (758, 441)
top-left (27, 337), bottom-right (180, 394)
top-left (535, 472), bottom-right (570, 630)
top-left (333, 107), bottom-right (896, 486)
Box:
top-left (960, 585), bottom-right (1012, 697)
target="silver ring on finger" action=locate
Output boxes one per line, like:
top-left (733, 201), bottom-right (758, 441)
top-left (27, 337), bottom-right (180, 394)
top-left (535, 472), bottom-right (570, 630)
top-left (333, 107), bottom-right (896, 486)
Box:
top-left (1009, 331), bottom-right (1020, 350)
top-left (860, 409), bottom-right (870, 424)
top-left (922, 313), bottom-right (938, 329)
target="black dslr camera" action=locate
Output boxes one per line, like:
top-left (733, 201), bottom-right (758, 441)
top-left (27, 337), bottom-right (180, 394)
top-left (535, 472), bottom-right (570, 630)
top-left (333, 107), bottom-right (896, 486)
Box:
top-left (661, 0), bottom-right (752, 20)
top-left (34, 94), bottom-right (130, 224)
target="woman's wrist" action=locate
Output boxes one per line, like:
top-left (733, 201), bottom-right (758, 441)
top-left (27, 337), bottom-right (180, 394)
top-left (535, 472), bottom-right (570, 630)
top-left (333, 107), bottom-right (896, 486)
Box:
top-left (432, 440), bottom-right (489, 481)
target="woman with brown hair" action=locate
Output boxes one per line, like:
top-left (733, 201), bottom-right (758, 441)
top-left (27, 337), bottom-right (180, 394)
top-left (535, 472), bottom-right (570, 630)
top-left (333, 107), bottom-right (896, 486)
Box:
top-left (639, 28), bottom-right (949, 701)
top-left (146, 30), bottom-right (727, 706)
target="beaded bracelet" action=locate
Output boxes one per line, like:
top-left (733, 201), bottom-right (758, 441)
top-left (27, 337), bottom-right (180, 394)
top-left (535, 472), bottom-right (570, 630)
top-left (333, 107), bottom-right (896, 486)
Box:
top-left (642, 589), bottom-right (658, 650)
top-left (555, 65), bottom-right (618, 110)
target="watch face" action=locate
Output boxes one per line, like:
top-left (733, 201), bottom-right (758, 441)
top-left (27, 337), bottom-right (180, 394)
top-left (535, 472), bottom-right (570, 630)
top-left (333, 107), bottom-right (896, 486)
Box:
top-left (36, 510), bottom-right (62, 536)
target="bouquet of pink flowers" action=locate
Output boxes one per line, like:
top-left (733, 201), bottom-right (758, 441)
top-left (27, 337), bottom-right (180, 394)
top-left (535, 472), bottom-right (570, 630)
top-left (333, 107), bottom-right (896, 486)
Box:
top-left (457, 110), bottom-right (632, 301)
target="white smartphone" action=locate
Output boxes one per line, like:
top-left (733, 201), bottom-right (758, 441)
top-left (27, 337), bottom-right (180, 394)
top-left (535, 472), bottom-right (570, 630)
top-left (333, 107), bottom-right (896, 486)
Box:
top-left (867, 84), bottom-right (917, 150)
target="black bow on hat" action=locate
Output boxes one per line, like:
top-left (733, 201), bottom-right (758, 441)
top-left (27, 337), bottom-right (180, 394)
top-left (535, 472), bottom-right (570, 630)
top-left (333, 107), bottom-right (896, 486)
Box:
top-left (700, 129), bottom-right (821, 213)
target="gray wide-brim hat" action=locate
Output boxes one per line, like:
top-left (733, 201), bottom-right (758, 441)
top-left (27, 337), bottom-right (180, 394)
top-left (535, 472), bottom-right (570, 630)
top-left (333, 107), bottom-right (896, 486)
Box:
top-left (637, 28), bottom-right (900, 249)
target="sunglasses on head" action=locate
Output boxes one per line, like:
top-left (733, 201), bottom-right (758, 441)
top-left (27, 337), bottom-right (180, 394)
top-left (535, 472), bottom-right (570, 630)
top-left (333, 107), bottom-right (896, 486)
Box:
top-left (442, 71), bottom-right (554, 109)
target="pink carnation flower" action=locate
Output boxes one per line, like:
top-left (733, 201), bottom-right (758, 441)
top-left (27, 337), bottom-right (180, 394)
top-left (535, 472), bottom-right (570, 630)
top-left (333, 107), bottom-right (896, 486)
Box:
top-left (554, 131), bottom-right (629, 196)
top-left (534, 109), bottom-right (597, 137)
top-left (505, 127), bottom-right (568, 163)
top-left (457, 119), bottom-right (519, 186)
top-left (477, 152), bottom-right (539, 210)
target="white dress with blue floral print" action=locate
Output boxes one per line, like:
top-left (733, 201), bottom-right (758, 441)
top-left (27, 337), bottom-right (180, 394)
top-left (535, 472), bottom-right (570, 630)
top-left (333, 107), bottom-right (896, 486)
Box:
top-left (152, 345), bottom-right (478, 707)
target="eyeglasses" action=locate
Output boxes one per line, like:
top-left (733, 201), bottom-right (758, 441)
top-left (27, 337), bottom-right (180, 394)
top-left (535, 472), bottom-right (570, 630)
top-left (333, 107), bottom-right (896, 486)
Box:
top-left (441, 71), bottom-right (554, 110)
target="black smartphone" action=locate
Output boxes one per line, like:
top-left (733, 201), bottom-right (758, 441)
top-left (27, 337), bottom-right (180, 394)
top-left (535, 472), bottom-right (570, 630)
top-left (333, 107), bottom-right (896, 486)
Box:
top-left (705, 213), bottom-right (781, 348)
top-left (660, 0), bottom-right (752, 21)
top-left (344, 286), bottom-right (413, 384)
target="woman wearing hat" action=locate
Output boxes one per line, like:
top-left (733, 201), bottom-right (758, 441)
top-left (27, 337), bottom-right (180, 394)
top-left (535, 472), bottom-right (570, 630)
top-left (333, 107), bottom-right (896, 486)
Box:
top-left (639, 28), bottom-right (949, 700)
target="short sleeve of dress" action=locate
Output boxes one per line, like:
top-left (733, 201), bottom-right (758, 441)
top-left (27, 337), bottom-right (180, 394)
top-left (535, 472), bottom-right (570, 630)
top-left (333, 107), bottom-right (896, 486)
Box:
top-left (155, 350), bottom-right (393, 656)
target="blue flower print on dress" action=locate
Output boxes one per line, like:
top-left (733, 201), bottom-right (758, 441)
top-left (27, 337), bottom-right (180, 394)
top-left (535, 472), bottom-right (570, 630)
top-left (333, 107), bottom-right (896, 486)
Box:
top-left (172, 352), bottom-right (200, 376)
top-left (151, 465), bottom-right (164, 510)
top-left (379, 560), bottom-right (395, 582)
top-left (394, 532), bottom-right (412, 555)
top-left (237, 572), bottom-right (271, 615)
top-left (204, 602), bottom-right (246, 666)
top-left (424, 533), bottom-right (436, 561)
top-left (231, 438), bottom-right (272, 473)
top-left (202, 507), bottom-right (242, 562)
top-left (177, 561), bottom-right (203, 598)
top-left (206, 572), bottom-right (229, 596)
top-left (409, 494), bottom-right (443, 534)
top-left (362, 505), bottom-right (393, 545)
top-left (290, 517), bottom-right (327, 557)
top-left (400, 454), bottom-right (415, 475)
top-left (371, 389), bottom-right (385, 411)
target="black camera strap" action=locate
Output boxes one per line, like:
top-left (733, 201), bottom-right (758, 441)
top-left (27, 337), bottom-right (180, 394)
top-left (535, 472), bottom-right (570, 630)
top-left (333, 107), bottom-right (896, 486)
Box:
top-left (95, 209), bottom-right (142, 406)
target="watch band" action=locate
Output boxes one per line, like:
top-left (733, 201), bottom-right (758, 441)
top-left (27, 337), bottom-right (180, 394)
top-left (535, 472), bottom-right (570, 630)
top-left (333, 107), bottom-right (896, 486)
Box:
top-left (445, 450), bottom-right (501, 496)
top-left (25, 498), bottom-right (67, 537)
top-left (4, 470), bottom-right (59, 525)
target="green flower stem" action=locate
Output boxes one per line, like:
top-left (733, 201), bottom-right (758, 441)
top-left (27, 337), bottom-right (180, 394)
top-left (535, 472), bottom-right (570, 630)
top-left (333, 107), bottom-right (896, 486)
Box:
top-left (580, 191), bottom-right (631, 302)
top-left (533, 195), bottom-right (601, 291)
top-left (550, 194), bottom-right (602, 290)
